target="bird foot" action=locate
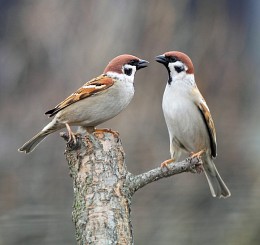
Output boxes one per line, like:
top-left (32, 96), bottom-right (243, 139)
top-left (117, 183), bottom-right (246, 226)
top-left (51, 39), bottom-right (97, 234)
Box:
top-left (67, 133), bottom-right (77, 145)
top-left (186, 156), bottom-right (204, 173)
top-left (94, 128), bottom-right (119, 138)
top-left (60, 131), bottom-right (80, 150)
top-left (190, 149), bottom-right (205, 159)
top-left (65, 123), bottom-right (77, 144)
top-left (160, 158), bottom-right (175, 169)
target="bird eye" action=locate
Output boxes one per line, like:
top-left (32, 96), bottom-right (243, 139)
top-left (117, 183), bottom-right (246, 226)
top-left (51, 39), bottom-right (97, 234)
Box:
top-left (128, 60), bottom-right (138, 66)
top-left (124, 67), bottom-right (132, 76)
top-left (170, 57), bottom-right (177, 62)
top-left (174, 65), bottom-right (185, 73)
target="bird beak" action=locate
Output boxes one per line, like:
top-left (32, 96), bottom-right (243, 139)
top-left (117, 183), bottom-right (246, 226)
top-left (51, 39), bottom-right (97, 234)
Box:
top-left (136, 59), bottom-right (149, 70)
top-left (155, 55), bottom-right (167, 65)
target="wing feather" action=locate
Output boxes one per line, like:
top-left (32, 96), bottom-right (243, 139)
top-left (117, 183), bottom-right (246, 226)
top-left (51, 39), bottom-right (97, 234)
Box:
top-left (196, 99), bottom-right (217, 158)
top-left (45, 75), bottom-right (114, 117)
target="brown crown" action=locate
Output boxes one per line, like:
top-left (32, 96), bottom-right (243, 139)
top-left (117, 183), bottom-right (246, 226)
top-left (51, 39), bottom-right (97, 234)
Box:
top-left (164, 51), bottom-right (194, 74)
top-left (104, 54), bottom-right (140, 74)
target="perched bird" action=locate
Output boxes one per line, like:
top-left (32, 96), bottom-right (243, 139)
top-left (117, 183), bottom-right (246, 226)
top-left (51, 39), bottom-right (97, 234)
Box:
top-left (156, 51), bottom-right (230, 198)
top-left (19, 54), bottom-right (148, 153)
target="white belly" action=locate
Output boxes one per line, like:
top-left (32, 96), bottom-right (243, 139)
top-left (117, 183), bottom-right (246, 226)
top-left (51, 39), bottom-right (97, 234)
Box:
top-left (162, 87), bottom-right (209, 154)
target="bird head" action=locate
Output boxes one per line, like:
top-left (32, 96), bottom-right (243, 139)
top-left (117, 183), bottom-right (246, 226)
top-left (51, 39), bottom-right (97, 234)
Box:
top-left (104, 54), bottom-right (149, 81)
top-left (156, 51), bottom-right (194, 85)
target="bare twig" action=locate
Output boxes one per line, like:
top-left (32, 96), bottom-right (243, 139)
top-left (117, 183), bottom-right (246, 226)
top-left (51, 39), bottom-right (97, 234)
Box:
top-left (127, 157), bottom-right (202, 194)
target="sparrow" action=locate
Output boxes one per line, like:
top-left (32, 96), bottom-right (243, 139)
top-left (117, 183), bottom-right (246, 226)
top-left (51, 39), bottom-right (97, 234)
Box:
top-left (156, 51), bottom-right (231, 198)
top-left (19, 54), bottom-right (148, 153)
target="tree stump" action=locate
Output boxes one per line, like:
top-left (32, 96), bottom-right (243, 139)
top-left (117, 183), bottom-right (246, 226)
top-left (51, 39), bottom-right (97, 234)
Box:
top-left (62, 131), bottom-right (201, 245)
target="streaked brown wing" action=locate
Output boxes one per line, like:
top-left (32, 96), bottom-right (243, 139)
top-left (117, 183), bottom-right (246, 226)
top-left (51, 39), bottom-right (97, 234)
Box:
top-left (45, 75), bottom-right (114, 117)
top-left (197, 100), bottom-right (217, 158)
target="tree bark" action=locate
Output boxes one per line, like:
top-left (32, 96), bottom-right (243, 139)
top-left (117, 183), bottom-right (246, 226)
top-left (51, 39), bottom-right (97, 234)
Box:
top-left (62, 131), bottom-right (201, 245)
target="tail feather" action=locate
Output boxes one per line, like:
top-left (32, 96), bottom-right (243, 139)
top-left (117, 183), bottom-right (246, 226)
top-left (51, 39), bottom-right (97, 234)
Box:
top-left (203, 158), bottom-right (231, 198)
top-left (18, 120), bottom-right (61, 154)
top-left (18, 131), bottom-right (49, 153)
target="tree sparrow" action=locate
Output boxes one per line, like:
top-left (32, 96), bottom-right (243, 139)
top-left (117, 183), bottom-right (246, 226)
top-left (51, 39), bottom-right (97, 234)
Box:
top-left (19, 54), bottom-right (148, 153)
top-left (156, 51), bottom-right (230, 198)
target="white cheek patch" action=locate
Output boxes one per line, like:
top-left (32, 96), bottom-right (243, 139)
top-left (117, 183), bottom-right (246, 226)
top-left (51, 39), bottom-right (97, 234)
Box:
top-left (173, 60), bottom-right (183, 67)
top-left (106, 71), bottom-right (135, 84)
top-left (123, 64), bottom-right (135, 70)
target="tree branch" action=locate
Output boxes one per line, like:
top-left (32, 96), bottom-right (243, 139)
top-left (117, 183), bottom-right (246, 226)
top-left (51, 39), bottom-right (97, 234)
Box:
top-left (127, 157), bottom-right (202, 194)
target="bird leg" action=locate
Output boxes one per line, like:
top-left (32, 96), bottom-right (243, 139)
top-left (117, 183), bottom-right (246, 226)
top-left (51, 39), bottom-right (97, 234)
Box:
top-left (160, 158), bottom-right (175, 169)
top-left (94, 128), bottom-right (119, 138)
top-left (65, 123), bottom-right (77, 144)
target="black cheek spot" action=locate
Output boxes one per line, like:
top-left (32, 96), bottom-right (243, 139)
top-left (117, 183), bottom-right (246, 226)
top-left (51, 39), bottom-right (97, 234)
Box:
top-left (124, 68), bottom-right (132, 76)
top-left (174, 66), bottom-right (185, 73)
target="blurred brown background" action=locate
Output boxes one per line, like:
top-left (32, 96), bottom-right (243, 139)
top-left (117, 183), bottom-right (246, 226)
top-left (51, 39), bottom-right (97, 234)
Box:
top-left (1, 0), bottom-right (260, 244)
